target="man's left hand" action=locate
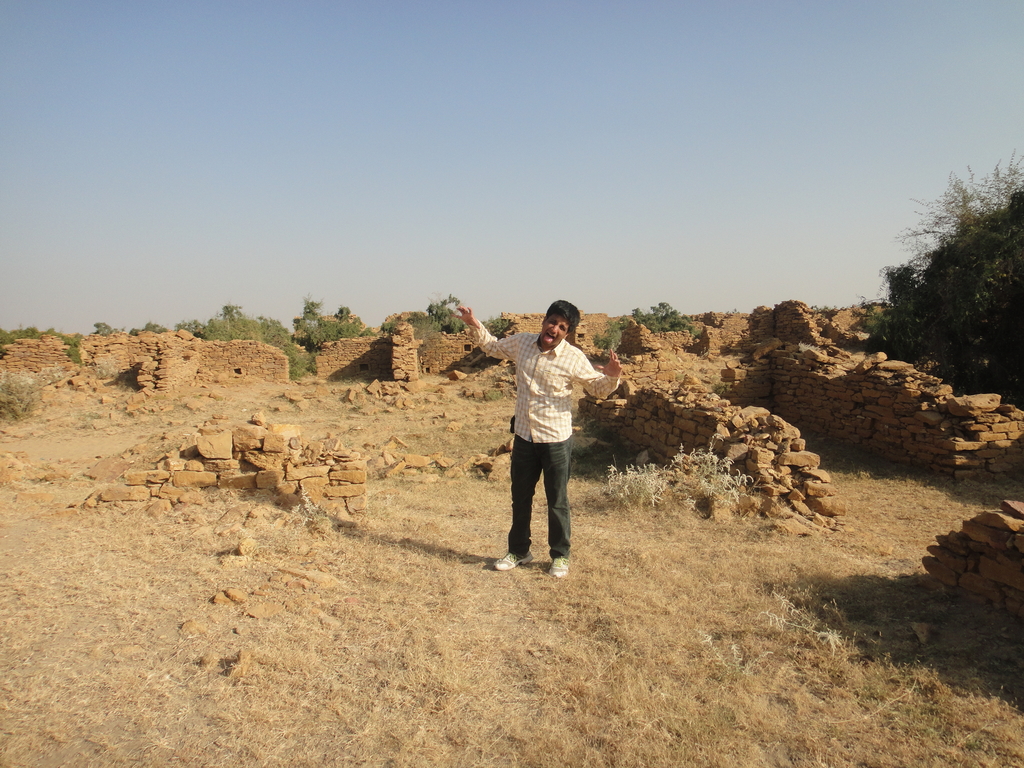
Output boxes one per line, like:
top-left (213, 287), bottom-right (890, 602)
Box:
top-left (595, 350), bottom-right (622, 378)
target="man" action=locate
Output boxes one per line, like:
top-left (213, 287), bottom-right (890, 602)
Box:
top-left (454, 301), bottom-right (623, 578)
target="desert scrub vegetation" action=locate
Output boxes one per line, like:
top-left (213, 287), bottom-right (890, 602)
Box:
top-left (605, 446), bottom-right (753, 515)
top-left (0, 366), bottom-right (67, 422)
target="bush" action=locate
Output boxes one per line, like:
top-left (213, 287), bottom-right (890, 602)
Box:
top-left (631, 303), bottom-right (698, 335)
top-left (484, 316), bottom-right (512, 337)
top-left (593, 317), bottom-right (631, 352)
top-left (605, 463), bottom-right (671, 509)
top-left (0, 367), bottom-right (67, 422)
top-left (672, 447), bottom-right (752, 513)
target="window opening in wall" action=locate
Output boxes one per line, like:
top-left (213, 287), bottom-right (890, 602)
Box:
top-left (359, 364), bottom-right (369, 372)
top-left (424, 367), bottom-right (432, 374)
top-left (234, 368), bottom-right (243, 375)
top-left (464, 344), bottom-right (472, 352)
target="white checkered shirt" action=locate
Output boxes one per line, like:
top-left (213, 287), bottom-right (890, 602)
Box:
top-left (468, 327), bottom-right (621, 443)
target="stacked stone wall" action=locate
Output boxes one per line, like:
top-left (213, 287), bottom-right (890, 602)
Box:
top-left (0, 336), bottom-right (75, 373)
top-left (768, 347), bottom-right (1024, 479)
top-left (419, 333), bottom-right (481, 374)
top-left (746, 306), bottom-right (776, 346)
top-left (196, 340), bottom-right (290, 384)
top-left (389, 322), bottom-right (420, 382)
top-left (90, 418), bottom-right (367, 515)
top-left (689, 312), bottom-right (751, 356)
top-left (79, 331), bottom-right (288, 389)
top-left (923, 501), bottom-right (1024, 620)
top-left (80, 333), bottom-right (150, 371)
top-left (772, 300), bottom-right (828, 347)
top-left (316, 337), bottom-right (392, 380)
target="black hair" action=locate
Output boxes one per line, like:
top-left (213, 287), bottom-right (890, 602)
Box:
top-left (545, 300), bottom-right (581, 332)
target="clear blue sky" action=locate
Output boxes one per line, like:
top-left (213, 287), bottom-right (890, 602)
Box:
top-left (2, 1), bottom-right (1022, 333)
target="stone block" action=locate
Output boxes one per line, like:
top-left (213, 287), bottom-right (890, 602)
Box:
top-left (921, 556), bottom-right (958, 587)
top-left (197, 431), bottom-right (233, 460)
top-left (219, 473), bottom-right (258, 490)
top-left (961, 521), bottom-right (1013, 550)
top-left (286, 465), bottom-right (330, 481)
top-left (958, 572), bottom-right (1003, 603)
top-left (778, 451), bottom-right (820, 468)
top-left (100, 485), bottom-right (152, 502)
top-left (172, 471), bottom-right (218, 488)
top-left (256, 469), bottom-right (285, 489)
top-left (323, 484), bottom-right (365, 498)
top-left (806, 496), bottom-right (847, 516)
top-left (978, 556), bottom-right (1024, 591)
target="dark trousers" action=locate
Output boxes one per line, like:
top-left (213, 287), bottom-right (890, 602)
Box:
top-left (509, 435), bottom-right (573, 560)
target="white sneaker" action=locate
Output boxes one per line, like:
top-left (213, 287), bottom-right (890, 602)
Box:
top-left (549, 557), bottom-right (569, 578)
top-left (494, 552), bottom-right (533, 571)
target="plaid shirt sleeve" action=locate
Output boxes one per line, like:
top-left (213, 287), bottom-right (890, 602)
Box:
top-left (466, 325), bottom-right (620, 443)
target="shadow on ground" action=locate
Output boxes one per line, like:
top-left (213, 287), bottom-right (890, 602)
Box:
top-left (786, 569), bottom-right (1024, 710)
top-left (804, 429), bottom-right (1024, 510)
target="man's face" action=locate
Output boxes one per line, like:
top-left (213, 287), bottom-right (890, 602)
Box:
top-left (538, 313), bottom-right (571, 351)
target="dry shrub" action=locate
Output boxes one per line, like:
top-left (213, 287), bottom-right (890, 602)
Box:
top-left (672, 446), bottom-right (753, 515)
top-left (605, 462), bottom-right (670, 509)
top-left (0, 366), bottom-right (65, 421)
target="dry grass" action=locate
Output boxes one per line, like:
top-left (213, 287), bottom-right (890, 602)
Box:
top-left (1, 372), bottom-right (1024, 767)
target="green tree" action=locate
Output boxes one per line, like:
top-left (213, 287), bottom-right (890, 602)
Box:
top-left (631, 303), bottom-right (698, 334)
top-left (484, 316), bottom-right (512, 337)
top-left (93, 322), bottom-right (121, 336)
top-left (869, 155), bottom-right (1024, 403)
top-left (426, 294), bottom-right (465, 334)
top-left (593, 317), bottom-right (631, 351)
top-left (292, 297), bottom-right (369, 352)
top-left (381, 295), bottom-right (465, 339)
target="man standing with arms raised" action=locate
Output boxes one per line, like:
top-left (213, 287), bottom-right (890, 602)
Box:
top-left (455, 301), bottom-right (623, 578)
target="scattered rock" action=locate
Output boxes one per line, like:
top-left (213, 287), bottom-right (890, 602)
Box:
top-left (246, 602), bottom-right (284, 619)
top-left (180, 619), bottom-right (208, 636)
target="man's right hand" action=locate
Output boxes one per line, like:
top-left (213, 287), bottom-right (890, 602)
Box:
top-left (454, 305), bottom-right (483, 329)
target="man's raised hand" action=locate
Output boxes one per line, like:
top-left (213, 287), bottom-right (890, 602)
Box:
top-left (454, 305), bottom-right (482, 329)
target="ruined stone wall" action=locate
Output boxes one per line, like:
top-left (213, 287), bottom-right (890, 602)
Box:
top-left (572, 313), bottom-right (613, 355)
top-left (79, 333), bottom-right (150, 370)
top-left (923, 501), bottom-right (1024, 620)
top-left (0, 336), bottom-right (74, 372)
top-left (503, 313), bottom-right (545, 336)
top-left (389, 323), bottom-right (420, 382)
top-left (90, 418), bottom-right (367, 516)
top-left (747, 306), bottom-right (776, 346)
top-left (316, 337), bottom-right (392, 380)
top-left (689, 312), bottom-right (751, 356)
top-left (579, 383), bottom-right (845, 527)
top-left (772, 300), bottom-right (829, 347)
top-left (819, 306), bottom-right (871, 345)
top-left (769, 347), bottom-right (1024, 479)
top-left (80, 331), bottom-right (288, 389)
top-left (196, 340), bottom-right (289, 384)
top-left (418, 333), bottom-right (481, 375)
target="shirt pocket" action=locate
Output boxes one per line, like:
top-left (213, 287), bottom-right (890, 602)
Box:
top-left (534, 364), bottom-right (572, 398)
